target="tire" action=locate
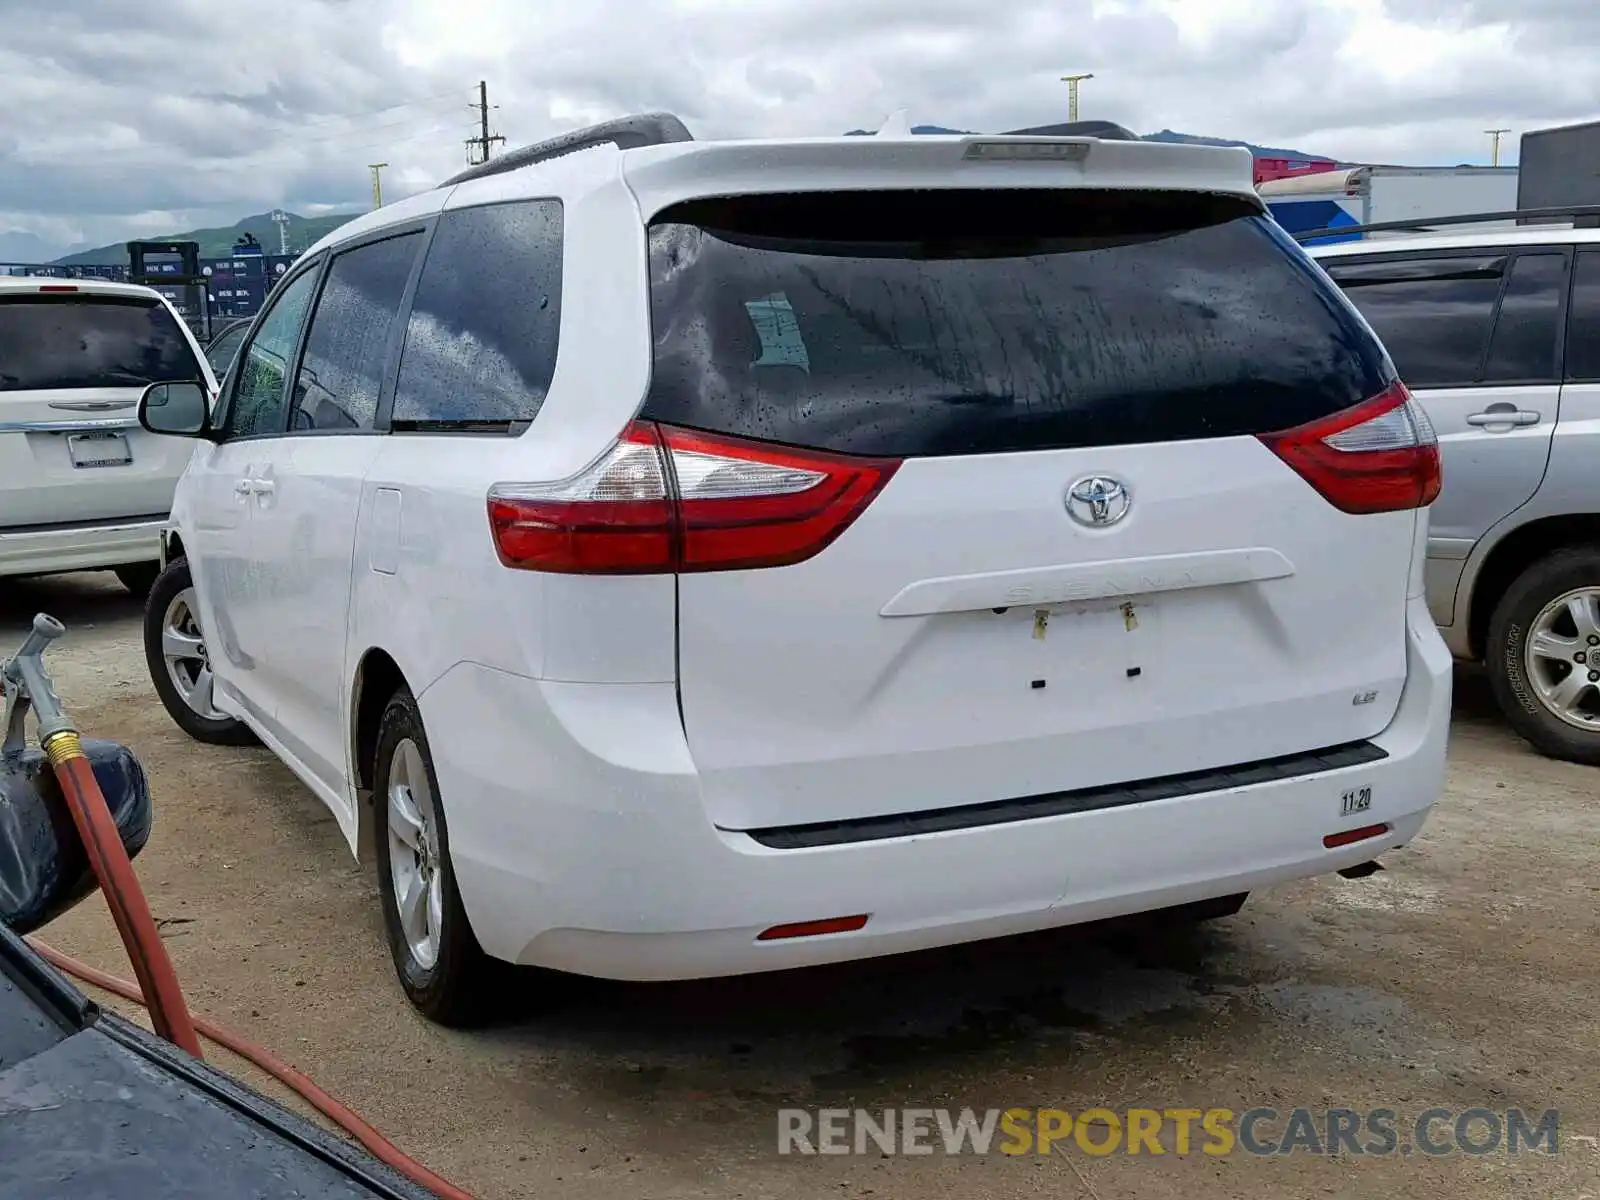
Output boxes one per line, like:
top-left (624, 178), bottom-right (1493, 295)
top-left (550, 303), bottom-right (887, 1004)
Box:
top-left (1486, 545), bottom-right (1600, 766)
top-left (372, 688), bottom-right (499, 1027)
top-left (143, 558), bottom-right (257, 746)
top-left (115, 560), bottom-right (161, 598)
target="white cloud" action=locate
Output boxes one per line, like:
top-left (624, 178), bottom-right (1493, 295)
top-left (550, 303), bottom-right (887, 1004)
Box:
top-left (1, 0), bottom-right (1597, 257)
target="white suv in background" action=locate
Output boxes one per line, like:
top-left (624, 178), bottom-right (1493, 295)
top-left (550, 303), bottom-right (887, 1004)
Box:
top-left (0, 277), bottom-right (215, 595)
top-left (137, 115), bottom-right (1453, 1026)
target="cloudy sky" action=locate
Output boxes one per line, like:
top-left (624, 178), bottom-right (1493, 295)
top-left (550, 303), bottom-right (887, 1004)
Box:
top-left (2, 0), bottom-right (1596, 260)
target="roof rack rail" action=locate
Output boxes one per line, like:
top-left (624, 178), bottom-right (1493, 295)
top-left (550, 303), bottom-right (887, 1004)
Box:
top-left (1293, 203), bottom-right (1600, 243)
top-left (1000, 120), bottom-right (1139, 141)
top-left (440, 112), bottom-right (695, 188)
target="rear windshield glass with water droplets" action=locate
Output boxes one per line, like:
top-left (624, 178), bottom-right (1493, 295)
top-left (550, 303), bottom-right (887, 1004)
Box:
top-left (0, 296), bottom-right (198, 392)
top-left (641, 189), bottom-right (1390, 456)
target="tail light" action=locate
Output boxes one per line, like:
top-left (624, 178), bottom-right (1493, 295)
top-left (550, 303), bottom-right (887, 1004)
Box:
top-left (1258, 381), bottom-right (1441, 515)
top-left (487, 422), bottom-right (900, 574)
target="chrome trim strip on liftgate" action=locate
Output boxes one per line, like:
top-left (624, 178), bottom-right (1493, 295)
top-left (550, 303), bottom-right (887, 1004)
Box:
top-left (0, 417), bottom-right (140, 433)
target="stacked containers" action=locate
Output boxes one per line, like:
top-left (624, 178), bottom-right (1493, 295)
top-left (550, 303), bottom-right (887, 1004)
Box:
top-left (9, 247), bottom-right (298, 320)
top-left (141, 257), bottom-right (200, 325)
top-left (205, 244), bottom-right (268, 319)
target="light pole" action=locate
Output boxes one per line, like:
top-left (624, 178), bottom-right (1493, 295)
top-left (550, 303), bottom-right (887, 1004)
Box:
top-left (1060, 73), bottom-right (1094, 123)
top-left (368, 163), bottom-right (389, 210)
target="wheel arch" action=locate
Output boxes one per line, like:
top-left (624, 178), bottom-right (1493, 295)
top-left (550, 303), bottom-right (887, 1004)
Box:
top-left (349, 647), bottom-right (411, 862)
top-left (1465, 514), bottom-right (1600, 660)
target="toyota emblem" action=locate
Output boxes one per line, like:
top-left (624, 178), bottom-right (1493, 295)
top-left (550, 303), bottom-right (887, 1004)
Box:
top-left (1065, 475), bottom-right (1132, 527)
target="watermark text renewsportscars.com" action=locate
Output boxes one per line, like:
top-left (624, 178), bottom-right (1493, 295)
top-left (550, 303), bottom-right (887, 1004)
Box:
top-left (777, 1107), bottom-right (1561, 1157)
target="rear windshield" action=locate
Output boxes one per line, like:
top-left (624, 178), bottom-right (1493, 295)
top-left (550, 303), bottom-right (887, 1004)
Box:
top-left (0, 295), bottom-right (199, 392)
top-left (641, 190), bottom-right (1390, 456)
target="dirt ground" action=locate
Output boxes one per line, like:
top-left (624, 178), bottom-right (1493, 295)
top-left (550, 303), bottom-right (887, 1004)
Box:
top-left (2, 571), bottom-right (1597, 1200)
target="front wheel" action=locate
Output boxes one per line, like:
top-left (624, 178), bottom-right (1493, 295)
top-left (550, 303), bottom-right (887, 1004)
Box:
top-left (142, 558), bottom-right (257, 746)
top-left (373, 688), bottom-right (499, 1026)
top-left (1486, 546), bottom-right (1600, 766)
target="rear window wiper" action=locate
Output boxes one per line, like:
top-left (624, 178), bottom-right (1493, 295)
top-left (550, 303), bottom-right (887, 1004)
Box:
top-left (389, 418), bottom-right (527, 434)
top-left (929, 391), bottom-right (1018, 408)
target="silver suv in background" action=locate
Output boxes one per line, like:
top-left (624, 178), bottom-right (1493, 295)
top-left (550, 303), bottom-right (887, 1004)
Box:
top-left (1309, 215), bottom-right (1600, 764)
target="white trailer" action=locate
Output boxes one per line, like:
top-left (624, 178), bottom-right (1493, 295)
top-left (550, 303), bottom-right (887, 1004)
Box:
top-left (1261, 165), bottom-right (1520, 242)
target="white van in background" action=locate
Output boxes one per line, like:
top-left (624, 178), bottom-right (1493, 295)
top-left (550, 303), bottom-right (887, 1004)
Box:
top-left (0, 278), bottom-right (215, 595)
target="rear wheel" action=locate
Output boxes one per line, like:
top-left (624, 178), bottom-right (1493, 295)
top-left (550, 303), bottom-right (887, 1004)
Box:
top-left (115, 560), bottom-right (161, 598)
top-left (1486, 546), bottom-right (1600, 766)
top-left (373, 688), bottom-right (499, 1027)
top-left (143, 558), bottom-right (256, 746)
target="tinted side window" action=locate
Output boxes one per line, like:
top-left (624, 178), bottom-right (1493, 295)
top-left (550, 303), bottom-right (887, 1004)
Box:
top-left (1567, 250), bottom-right (1600, 381)
top-left (224, 268), bottom-right (319, 439)
top-left (289, 232), bottom-right (421, 432)
top-left (391, 200), bottom-right (563, 428)
top-left (1483, 253), bottom-right (1565, 383)
top-left (1326, 255), bottom-right (1503, 388)
top-left (641, 190), bottom-right (1389, 458)
top-left (0, 297), bottom-right (200, 391)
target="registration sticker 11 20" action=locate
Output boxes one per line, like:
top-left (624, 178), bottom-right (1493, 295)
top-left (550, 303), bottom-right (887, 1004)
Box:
top-left (1340, 786), bottom-right (1373, 816)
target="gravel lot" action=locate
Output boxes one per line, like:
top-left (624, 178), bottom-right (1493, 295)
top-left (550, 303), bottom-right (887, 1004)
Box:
top-left (3, 571), bottom-right (1596, 1200)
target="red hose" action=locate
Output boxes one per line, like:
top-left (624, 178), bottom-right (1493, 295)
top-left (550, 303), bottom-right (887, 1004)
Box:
top-left (48, 748), bottom-right (203, 1056)
top-left (28, 940), bottom-right (473, 1200)
top-left (34, 735), bottom-right (474, 1200)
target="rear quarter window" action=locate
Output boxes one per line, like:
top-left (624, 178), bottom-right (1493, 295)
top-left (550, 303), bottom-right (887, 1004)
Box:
top-left (391, 199), bottom-right (563, 430)
top-left (641, 189), bottom-right (1390, 457)
top-left (0, 295), bottom-right (199, 391)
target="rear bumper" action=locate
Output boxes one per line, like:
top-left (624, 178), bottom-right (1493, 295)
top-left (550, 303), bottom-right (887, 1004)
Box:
top-left (425, 596), bottom-right (1452, 981)
top-left (0, 516), bottom-right (166, 577)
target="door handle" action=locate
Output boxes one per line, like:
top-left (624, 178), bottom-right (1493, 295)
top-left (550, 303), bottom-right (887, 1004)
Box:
top-left (1466, 408), bottom-right (1540, 428)
top-left (234, 480), bottom-right (254, 496)
top-left (251, 480), bottom-right (276, 496)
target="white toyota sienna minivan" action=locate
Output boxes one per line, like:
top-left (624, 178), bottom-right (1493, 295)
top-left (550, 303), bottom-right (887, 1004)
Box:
top-left (137, 115), bottom-right (1453, 1025)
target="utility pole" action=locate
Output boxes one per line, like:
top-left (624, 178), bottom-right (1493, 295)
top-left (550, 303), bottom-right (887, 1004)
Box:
top-left (1486, 128), bottom-right (1511, 167)
top-left (465, 80), bottom-right (506, 165)
top-left (368, 163), bottom-right (388, 209)
top-left (1060, 73), bottom-right (1094, 123)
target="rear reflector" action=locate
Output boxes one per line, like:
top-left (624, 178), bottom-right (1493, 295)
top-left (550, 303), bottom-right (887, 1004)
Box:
top-left (488, 422), bottom-right (900, 574)
top-left (1323, 822), bottom-right (1390, 850)
top-left (757, 914), bottom-right (870, 941)
top-left (1258, 381), bottom-right (1441, 515)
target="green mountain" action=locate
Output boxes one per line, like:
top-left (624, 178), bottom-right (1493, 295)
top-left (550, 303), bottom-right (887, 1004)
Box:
top-left (54, 210), bottom-right (364, 266)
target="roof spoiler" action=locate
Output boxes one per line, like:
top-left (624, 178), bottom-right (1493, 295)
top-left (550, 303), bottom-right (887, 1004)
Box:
top-left (437, 111), bottom-right (1141, 189)
top-left (1000, 120), bottom-right (1140, 141)
top-left (441, 112), bottom-right (695, 187)
top-left (1293, 203), bottom-right (1600, 243)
